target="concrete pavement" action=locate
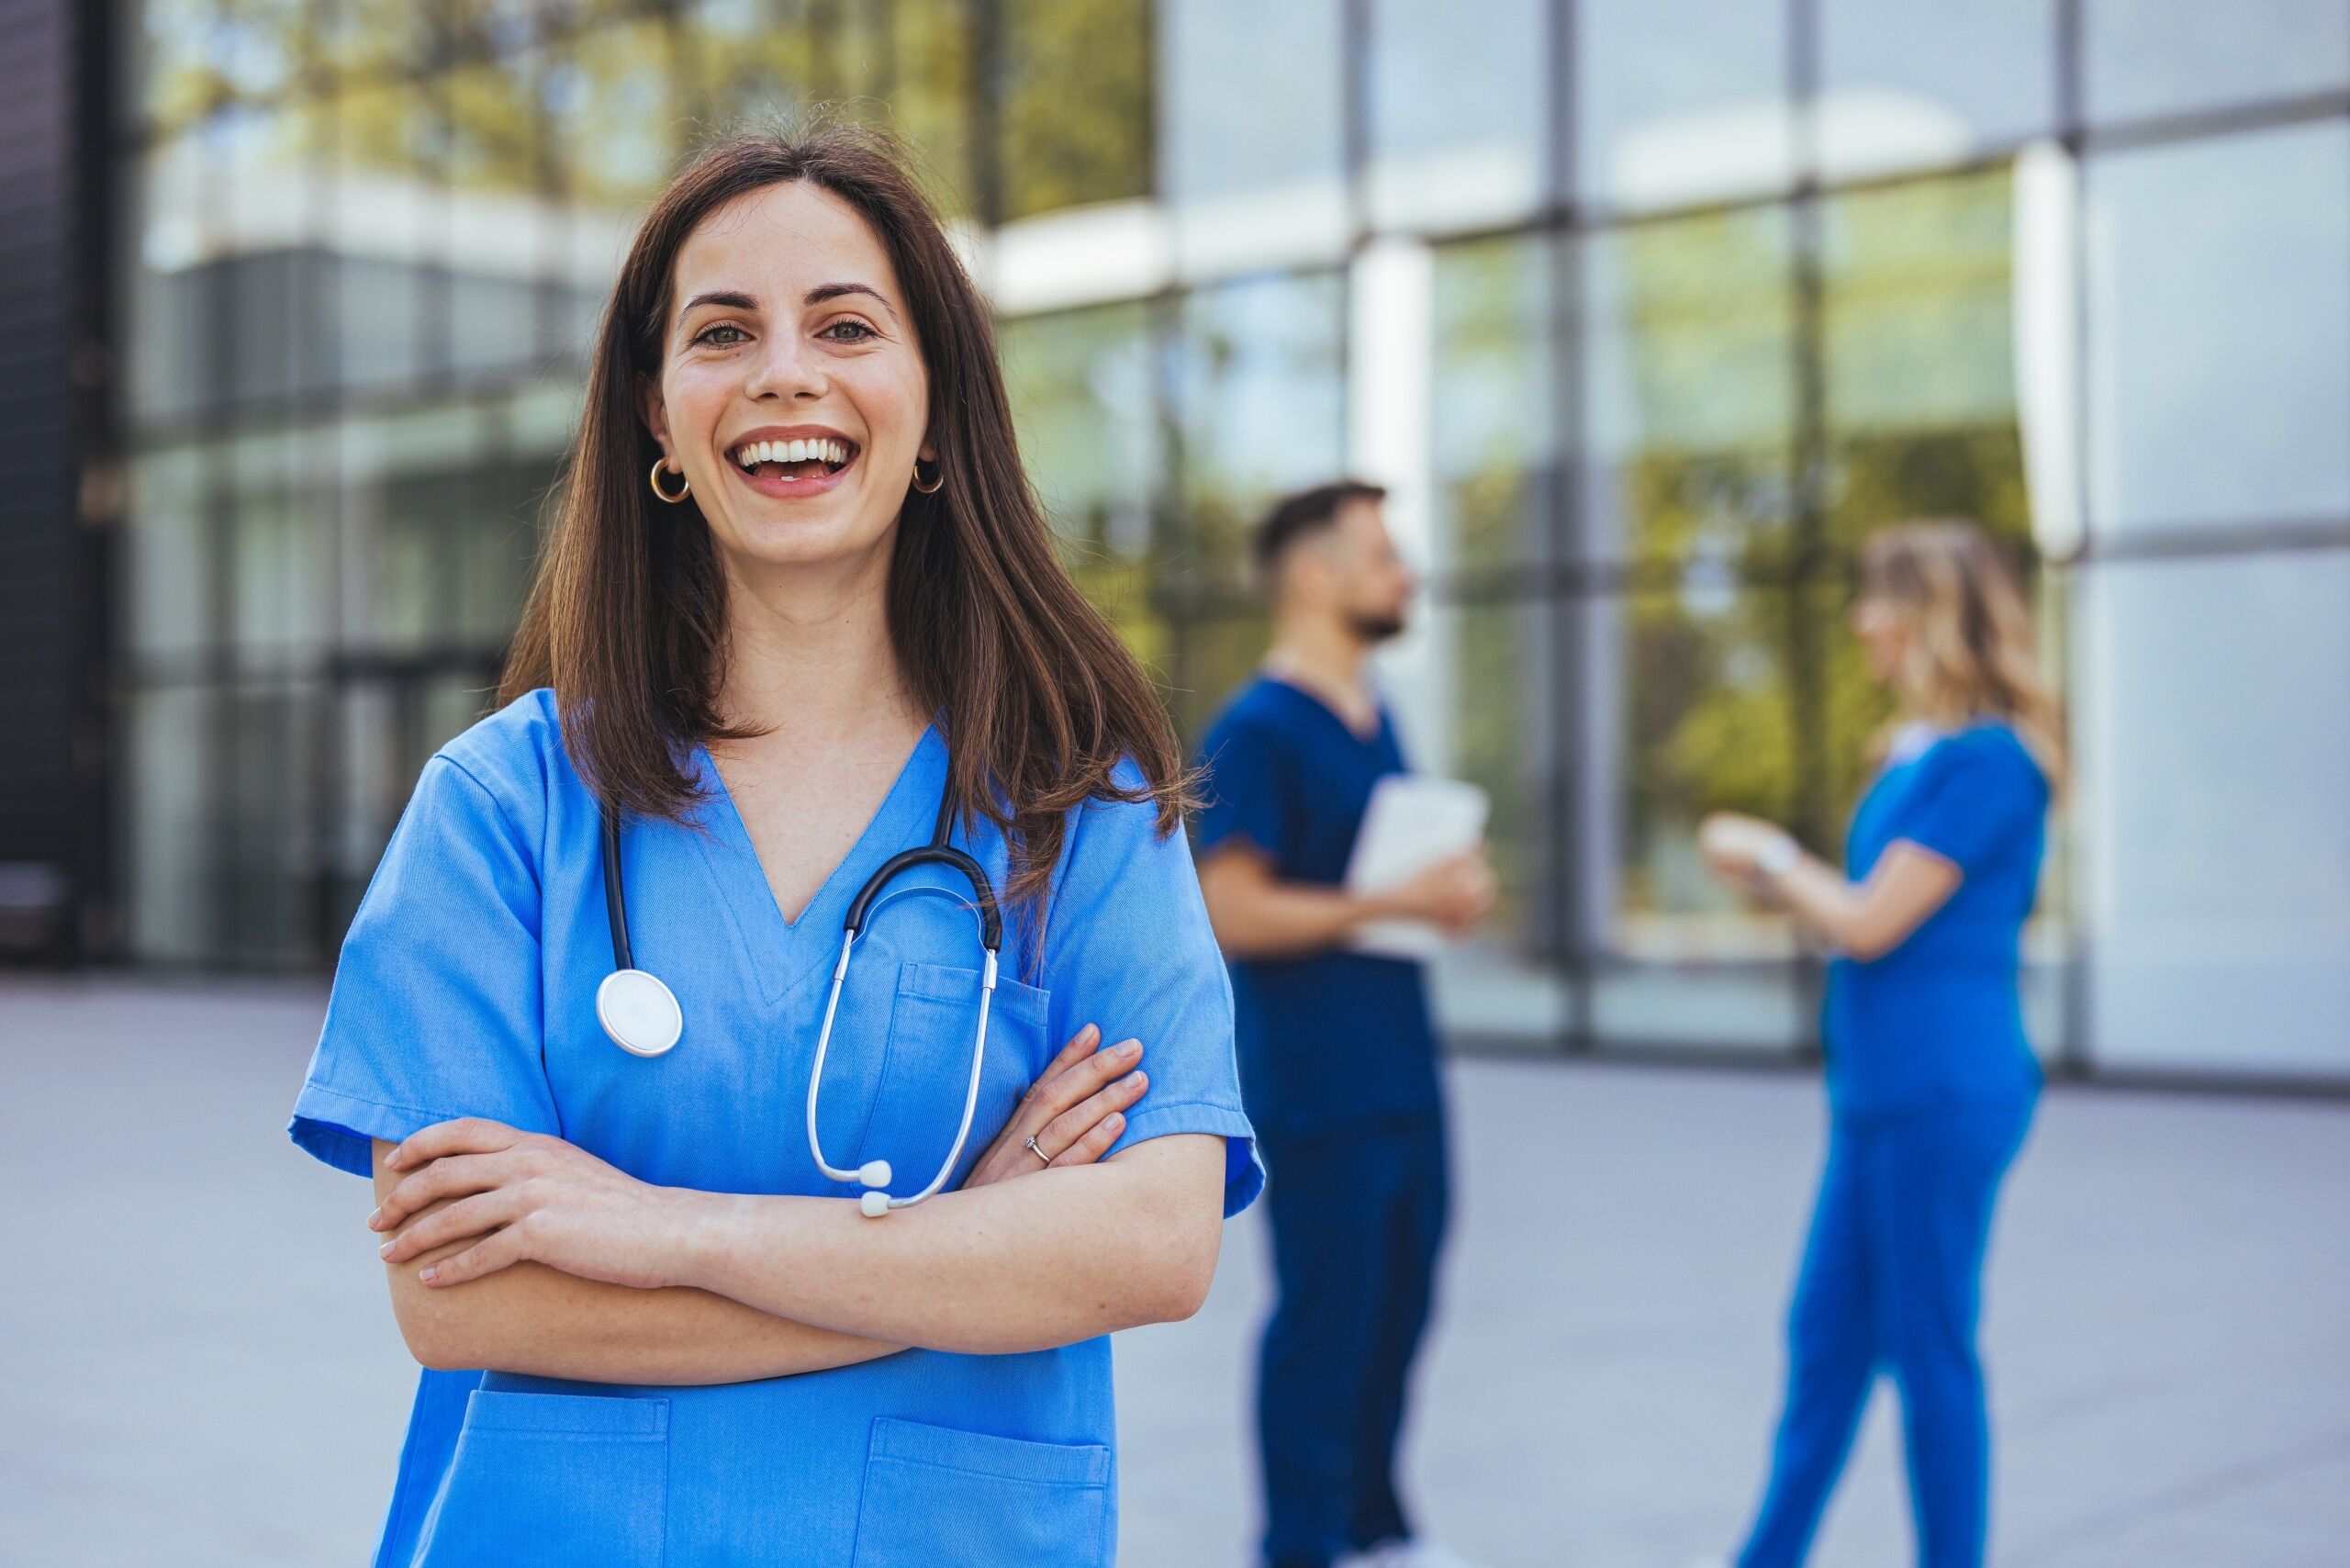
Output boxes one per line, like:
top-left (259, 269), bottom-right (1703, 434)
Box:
top-left (3, 976), bottom-right (2343, 1566)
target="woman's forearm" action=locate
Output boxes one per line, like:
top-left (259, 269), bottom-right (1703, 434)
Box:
top-left (375, 1140), bottom-right (898, 1383)
top-left (393, 1257), bottom-right (901, 1384)
top-left (1770, 843), bottom-right (1960, 960)
top-left (674, 1135), bottom-right (1225, 1355)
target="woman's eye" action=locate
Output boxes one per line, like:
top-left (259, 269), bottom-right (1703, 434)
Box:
top-left (695, 323), bottom-right (748, 347)
top-left (822, 319), bottom-right (878, 342)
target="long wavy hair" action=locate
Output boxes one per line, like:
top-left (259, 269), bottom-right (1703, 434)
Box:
top-left (1860, 520), bottom-right (2067, 790)
top-left (498, 121), bottom-right (1190, 930)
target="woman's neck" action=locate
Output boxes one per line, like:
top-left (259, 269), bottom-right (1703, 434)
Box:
top-left (713, 546), bottom-right (920, 745)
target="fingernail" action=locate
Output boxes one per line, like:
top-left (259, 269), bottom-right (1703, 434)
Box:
top-left (1124, 1070), bottom-right (1147, 1090)
top-left (366, 1207), bottom-right (384, 1229)
top-left (418, 1265), bottom-right (437, 1284)
top-left (1080, 1023), bottom-right (1101, 1041)
top-left (385, 1151), bottom-right (405, 1170)
top-left (378, 1240), bottom-right (395, 1258)
top-left (1113, 1038), bottom-right (1141, 1059)
top-left (1103, 1113), bottom-right (1125, 1134)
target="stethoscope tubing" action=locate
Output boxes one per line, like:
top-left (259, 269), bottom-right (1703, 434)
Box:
top-left (600, 756), bottom-right (1002, 1215)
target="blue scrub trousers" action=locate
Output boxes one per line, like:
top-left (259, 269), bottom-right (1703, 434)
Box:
top-left (1736, 1091), bottom-right (2034, 1568)
top-left (1257, 1117), bottom-right (1449, 1568)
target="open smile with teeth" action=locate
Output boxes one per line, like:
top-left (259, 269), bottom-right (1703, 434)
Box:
top-left (731, 436), bottom-right (856, 479)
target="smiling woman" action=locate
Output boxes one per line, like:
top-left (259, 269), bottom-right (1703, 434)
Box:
top-left (286, 123), bottom-right (1259, 1568)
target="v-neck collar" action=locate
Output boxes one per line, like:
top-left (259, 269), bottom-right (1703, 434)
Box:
top-left (686, 722), bottom-right (946, 1007)
top-left (1260, 671), bottom-right (1387, 747)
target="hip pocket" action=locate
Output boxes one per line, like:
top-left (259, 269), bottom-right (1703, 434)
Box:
top-left (849, 1417), bottom-right (1112, 1568)
top-left (415, 1390), bottom-right (669, 1568)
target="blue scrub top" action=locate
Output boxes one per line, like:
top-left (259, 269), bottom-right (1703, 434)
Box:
top-left (1824, 720), bottom-right (2050, 1123)
top-left (288, 688), bottom-right (1260, 1568)
top-left (1193, 675), bottom-right (1441, 1141)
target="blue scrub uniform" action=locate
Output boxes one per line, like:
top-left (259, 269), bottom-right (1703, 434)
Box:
top-left (1736, 722), bottom-right (2048, 1568)
top-left (1196, 675), bottom-right (1448, 1568)
top-left (288, 689), bottom-right (1261, 1568)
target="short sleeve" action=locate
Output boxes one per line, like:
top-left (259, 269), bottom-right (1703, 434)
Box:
top-left (287, 756), bottom-right (560, 1178)
top-left (1193, 717), bottom-right (1290, 867)
top-left (1042, 766), bottom-right (1262, 1217)
top-left (1894, 730), bottom-right (2050, 878)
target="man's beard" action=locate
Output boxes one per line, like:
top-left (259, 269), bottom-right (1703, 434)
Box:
top-left (1347, 610), bottom-right (1407, 644)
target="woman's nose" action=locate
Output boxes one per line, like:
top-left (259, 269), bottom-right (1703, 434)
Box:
top-left (744, 335), bottom-right (826, 401)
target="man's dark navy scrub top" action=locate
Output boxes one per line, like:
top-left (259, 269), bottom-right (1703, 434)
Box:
top-left (1194, 674), bottom-right (1442, 1140)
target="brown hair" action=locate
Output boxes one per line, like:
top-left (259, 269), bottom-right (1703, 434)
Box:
top-left (499, 121), bottom-right (1190, 928)
top-left (1859, 520), bottom-right (2067, 791)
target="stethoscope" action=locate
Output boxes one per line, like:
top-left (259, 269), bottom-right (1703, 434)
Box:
top-left (593, 774), bottom-right (1002, 1218)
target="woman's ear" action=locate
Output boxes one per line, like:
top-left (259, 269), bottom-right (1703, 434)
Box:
top-left (635, 375), bottom-right (672, 460)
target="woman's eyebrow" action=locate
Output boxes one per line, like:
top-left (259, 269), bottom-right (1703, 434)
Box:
top-left (805, 281), bottom-right (896, 318)
top-left (676, 288), bottom-right (759, 327)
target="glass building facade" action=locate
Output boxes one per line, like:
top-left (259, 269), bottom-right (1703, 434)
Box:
top-left (104, 0), bottom-right (2350, 1082)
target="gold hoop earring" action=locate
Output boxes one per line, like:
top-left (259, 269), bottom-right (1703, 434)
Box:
top-left (912, 458), bottom-right (944, 496)
top-left (649, 457), bottom-right (691, 503)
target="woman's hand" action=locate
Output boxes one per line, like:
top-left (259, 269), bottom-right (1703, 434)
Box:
top-left (370, 1119), bottom-right (693, 1291)
top-left (1698, 811), bottom-right (1792, 890)
top-left (370, 1025), bottom-right (1147, 1290)
top-left (964, 1023), bottom-right (1147, 1189)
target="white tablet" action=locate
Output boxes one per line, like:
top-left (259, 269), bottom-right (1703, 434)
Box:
top-left (1341, 774), bottom-right (1491, 959)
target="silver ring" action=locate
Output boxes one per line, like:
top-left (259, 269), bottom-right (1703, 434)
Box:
top-left (1024, 1133), bottom-right (1053, 1167)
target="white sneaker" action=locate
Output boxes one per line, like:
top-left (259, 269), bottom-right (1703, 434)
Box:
top-left (1339, 1541), bottom-right (1494, 1568)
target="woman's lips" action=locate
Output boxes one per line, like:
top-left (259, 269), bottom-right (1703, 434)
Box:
top-left (725, 449), bottom-right (857, 499)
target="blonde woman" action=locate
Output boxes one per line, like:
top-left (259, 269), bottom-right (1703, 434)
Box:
top-left (1696, 521), bottom-right (2061, 1568)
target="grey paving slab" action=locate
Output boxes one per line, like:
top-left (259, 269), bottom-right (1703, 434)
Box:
top-left (3, 978), bottom-right (2343, 1567)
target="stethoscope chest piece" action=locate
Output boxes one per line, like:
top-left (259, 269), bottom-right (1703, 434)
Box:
top-left (598, 968), bottom-right (683, 1058)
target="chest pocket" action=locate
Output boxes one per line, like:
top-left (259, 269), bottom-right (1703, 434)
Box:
top-left (850, 960), bottom-right (1051, 1197)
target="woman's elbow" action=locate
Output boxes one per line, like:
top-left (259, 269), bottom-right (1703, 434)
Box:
top-left (1134, 1212), bottom-right (1224, 1325)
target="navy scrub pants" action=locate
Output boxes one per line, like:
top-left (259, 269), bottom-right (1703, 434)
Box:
top-left (1735, 1091), bottom-right (2035, 1568)
top-left (1256, 1116), bottom-right (1449, 1568)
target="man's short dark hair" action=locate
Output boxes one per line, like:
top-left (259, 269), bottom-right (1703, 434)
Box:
top-left (1251, 479), bottom-right (1388, 576)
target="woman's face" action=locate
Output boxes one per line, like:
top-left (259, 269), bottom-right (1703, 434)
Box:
top-left (1850, 588), bottom-right (1911, 688)
top-left (638, 180), bottom-right (932, 577)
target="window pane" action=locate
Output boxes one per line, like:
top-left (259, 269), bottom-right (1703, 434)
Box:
top-left (331, 80), bottom-right (436, 396)
top-left (1169, 273), bottom-right (1347, 600)
top-left (1583, 582), bottom-right (1804, 1051)
top-left (129, 134), bottom-right (217, 426)
top-left (229, 427), bottom-right (332, 664)
top-left (1430, 235), bottom-right (1560, 572)
top-left (224, 683), bottom-right (324, 963)
top-left (2087, 122), bottom-right (2350, 536)
top-left (1366, 0), bottom-right (1550, 233)
top-left (999, 0), bottom-right (1152, 221)
top-left (1001, 300), bottom-right (1161, 562)
top-left (335, 407), bottom-right (495, 652)
top-left (131, 0), bottom-right (230, 140)
top-left (125, 445), bottom-right (217, 667)
top-left (545, 20), bottom-right (687, 211)
top-left (1820, 169), bottom-right (2034, 554)
top-left (1158, 0), bottom-right (1348, 276)
top-left (445, 53), bottom-right (551, 381)
top-left (1409, 599), bottom-right (1572, 1048)
top-left (1818, 0), bottom-right (2056, 180)
top-left (1579, 207), bottom-right (1798, 567)
top-left (882, 0), bottom-right (980, 219)
top-left (1575, 0), bottom-right (1796, 214)
top-left (2081, 552), bottom-right (2350, 1076)
top-left (127, 682), bottom-right (221, 963)
top-left (2085, 0), bottom-right (2350, 126)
